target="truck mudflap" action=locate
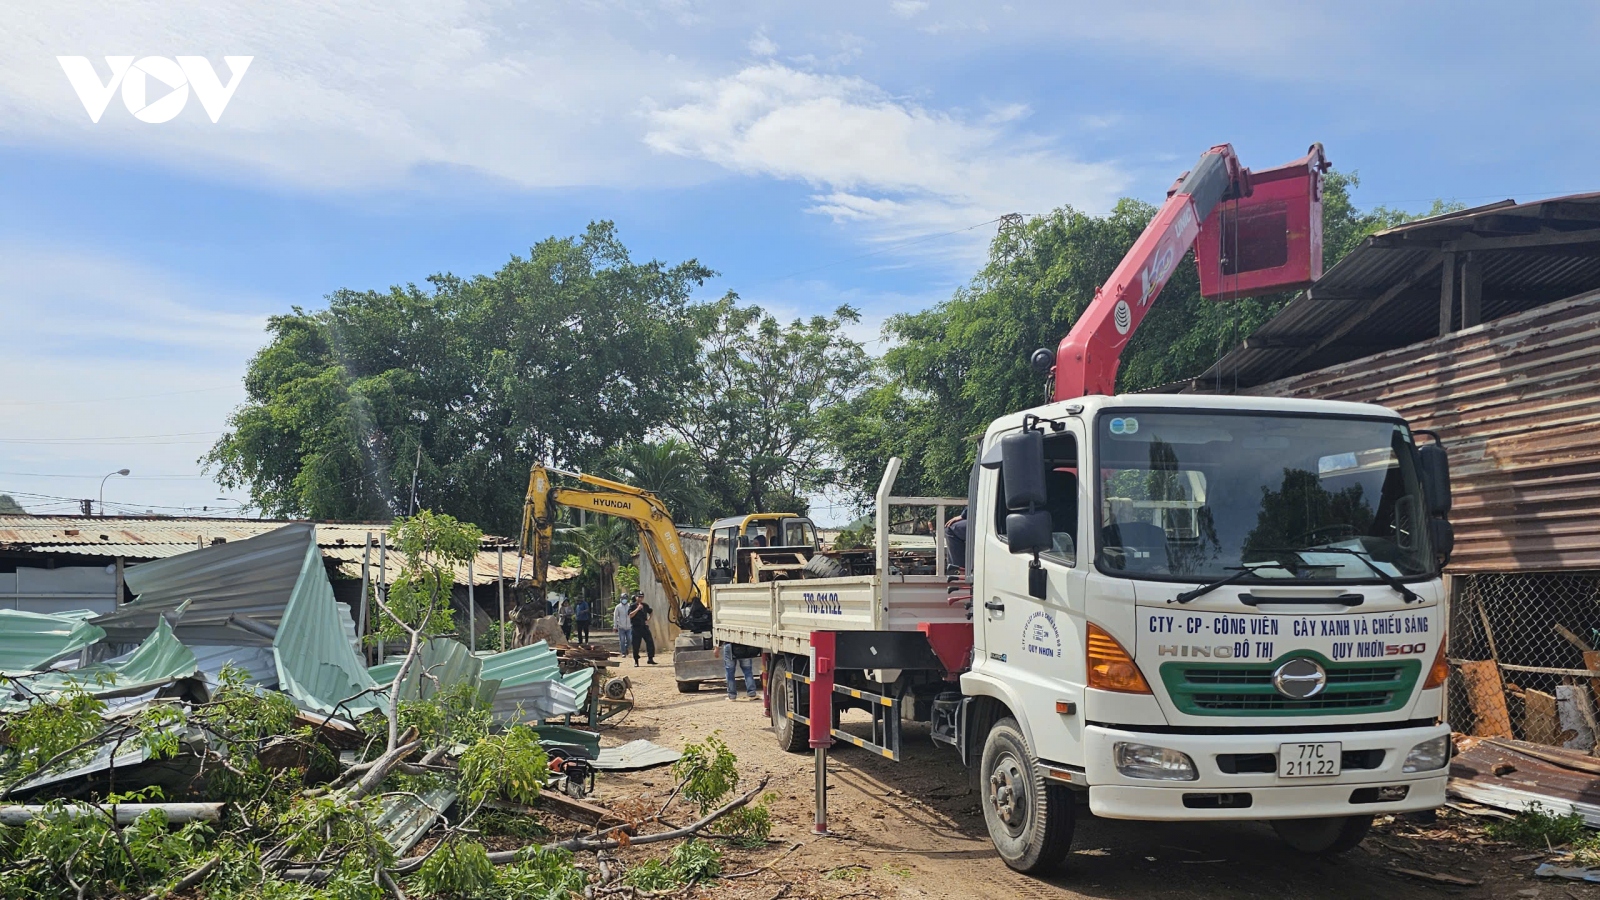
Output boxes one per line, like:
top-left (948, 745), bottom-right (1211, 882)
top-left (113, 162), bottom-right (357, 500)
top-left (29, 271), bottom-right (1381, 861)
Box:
top-left (1080, 722), bottom-right (1450, 821)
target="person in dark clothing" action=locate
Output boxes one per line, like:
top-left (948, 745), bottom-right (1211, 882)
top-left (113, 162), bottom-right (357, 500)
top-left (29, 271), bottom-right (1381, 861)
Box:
top-left (574, 598), bottom-right (592, 644)
top-left (944, 509), bottom-right (968, 574)
top-left (628, 594), bottom-right (656, 664)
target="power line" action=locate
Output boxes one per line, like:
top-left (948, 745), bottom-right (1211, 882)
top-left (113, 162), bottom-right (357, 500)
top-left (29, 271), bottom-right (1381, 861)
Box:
top-left (0, 386), bottom-right (238, 408)
top-left (0, 471), bottom-right (214, 480)
top-left (0, 430), bottom-right (223, 445)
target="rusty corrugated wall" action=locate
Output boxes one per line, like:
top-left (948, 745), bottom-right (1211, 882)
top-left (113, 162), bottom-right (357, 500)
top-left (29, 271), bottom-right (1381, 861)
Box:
top-left (1244, 290), bottom-right (1600, 573)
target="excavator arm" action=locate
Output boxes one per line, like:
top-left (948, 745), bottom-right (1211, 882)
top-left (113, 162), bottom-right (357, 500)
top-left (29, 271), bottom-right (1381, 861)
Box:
top-left (519, 464), bottom-right (704, 628)
top-left (1050, 143), bottom-right (1328, 400)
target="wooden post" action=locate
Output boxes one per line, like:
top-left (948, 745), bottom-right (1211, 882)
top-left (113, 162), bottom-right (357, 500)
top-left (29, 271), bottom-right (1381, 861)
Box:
top-left (1439, 252), bottom-right (1458, 336)
top-left (359, 533), bottom-right (372, 659)
top-left (377, 532), bottom-right (388, 661)
top-left (497, 546), bottom-right (506, 652)
top-left (114, 556), bottom-right (125, 605)
top-left (468, 558), bottom-right (476, 651)
top-left (1461, 257), bottom-right (1483, 328)
top-left (1458, 659), bottom-right (1513, 737)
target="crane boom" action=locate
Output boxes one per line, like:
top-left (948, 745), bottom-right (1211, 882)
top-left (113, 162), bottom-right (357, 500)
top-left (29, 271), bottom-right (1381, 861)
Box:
top-left (1051, 142), bottom-right (1328, 401)
top-left (519, 464), bottom-right (702, 623)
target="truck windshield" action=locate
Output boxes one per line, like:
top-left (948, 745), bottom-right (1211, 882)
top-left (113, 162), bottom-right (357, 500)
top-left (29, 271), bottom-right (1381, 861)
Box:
top-left (1095, 411), bottom-right (1433, 583)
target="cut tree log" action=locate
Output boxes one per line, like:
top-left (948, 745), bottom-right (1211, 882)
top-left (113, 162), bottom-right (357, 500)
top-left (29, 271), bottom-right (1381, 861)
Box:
top-left (1458, 659), bottom-right (1513, 738)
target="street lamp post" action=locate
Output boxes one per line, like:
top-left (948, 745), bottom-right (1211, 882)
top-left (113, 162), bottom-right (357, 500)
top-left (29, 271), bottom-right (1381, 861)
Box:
top-left (98, 469), bottom-right (130, 516)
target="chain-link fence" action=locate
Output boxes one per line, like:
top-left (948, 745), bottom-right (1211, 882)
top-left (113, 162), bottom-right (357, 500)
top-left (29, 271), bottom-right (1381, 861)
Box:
top-left (1448, 571), bottom-right (1600, 744)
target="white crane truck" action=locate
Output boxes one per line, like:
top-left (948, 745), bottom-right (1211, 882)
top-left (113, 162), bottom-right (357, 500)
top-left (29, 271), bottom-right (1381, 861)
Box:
top-left (711, 144), bottom-right (1457, 873)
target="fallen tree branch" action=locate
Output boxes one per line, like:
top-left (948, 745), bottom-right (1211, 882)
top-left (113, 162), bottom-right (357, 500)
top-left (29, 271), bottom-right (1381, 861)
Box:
top-left (139, 853), bottom-right (220, 900)
top-left (0, 803), bottom-right (224, 826)
top-left (724, 841), bottom-right (803, 878)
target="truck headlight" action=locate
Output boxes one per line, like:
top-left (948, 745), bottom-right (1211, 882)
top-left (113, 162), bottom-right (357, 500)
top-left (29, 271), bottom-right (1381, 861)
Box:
top-left (1113, 742), bottom-right (1198, 781)
top-left (1402, 735), bottom-right (1451, 773)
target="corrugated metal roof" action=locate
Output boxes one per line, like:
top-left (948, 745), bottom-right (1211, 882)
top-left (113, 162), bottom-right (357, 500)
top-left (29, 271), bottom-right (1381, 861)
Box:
top-left (0, 515), bottom-right (576, 584)
top-left (1243, 292), bottom-right (1600, 573)
top-left (0, 609), bottom-right (105, 672)
top-left (1, 619), bottom-right (197, 707)
top-left (271, 530), bottom-right (384, 718)
top-left (98, 522), bottom-right (322, 645)
top-left (593, 739), bottom-right (681, 771)
top-left (1184, 193), bottom-right (1600, 391)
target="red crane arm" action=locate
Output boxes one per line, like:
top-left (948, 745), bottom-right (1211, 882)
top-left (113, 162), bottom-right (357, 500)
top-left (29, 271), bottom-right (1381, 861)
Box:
top-left (1049, 142), bottom-right (1327, 401)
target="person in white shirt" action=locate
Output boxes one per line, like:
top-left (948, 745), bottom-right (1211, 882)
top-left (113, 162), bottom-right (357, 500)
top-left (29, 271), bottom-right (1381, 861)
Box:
top-left (612, 596), bottom-right (631, 656)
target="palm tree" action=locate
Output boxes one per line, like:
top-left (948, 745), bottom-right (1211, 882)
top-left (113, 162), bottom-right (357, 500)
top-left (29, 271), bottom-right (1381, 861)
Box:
top-left (557, 516), bottom-right (636, 602)
top-left (605, 440), bottom-right (710, 525)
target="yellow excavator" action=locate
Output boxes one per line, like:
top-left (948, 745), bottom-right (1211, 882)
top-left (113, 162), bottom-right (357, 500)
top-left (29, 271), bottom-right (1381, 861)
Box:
top-left (518, 463), bottom-right (823, 691)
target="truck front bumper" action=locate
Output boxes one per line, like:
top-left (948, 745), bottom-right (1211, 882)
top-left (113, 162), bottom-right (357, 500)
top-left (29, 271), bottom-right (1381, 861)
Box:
top-left (1080, 722), bottom-right (1449, 821)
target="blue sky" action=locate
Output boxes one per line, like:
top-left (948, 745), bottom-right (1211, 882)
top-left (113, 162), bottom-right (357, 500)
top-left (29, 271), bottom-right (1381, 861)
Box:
top-left (2, 1), bottom-right (1597, 523)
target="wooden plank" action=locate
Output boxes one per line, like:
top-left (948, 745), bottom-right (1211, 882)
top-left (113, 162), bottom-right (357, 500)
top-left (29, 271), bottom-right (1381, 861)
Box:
top-left (1522, 689), bottom-right (1563, 746)
top-left (1461, 259), bottom-right (1483, 327)
top-left (1439, 251), bottom-right (1457, 336)
top-left (1458, 659), bottom-right (1513, 737)
top-left (1485, 738), bottom-right (1600, 777)
top-left (1443, 225), bottom-right (1600, 253)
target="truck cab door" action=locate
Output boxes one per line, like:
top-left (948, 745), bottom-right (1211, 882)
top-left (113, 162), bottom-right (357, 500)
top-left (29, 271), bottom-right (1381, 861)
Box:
top-left (972, 425), bottom-right (1088, 763)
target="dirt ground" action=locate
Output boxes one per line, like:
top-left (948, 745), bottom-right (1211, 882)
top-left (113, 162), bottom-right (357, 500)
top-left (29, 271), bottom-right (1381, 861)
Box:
top-left (580, 642), bottom-right (1600, 900)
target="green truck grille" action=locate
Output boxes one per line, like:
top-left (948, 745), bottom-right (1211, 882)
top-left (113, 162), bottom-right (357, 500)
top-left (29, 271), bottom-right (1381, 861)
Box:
top-left (1160, 654), bottom-right (1421, 717)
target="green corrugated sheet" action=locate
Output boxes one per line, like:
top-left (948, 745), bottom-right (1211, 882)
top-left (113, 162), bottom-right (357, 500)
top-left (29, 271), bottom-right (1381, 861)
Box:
top-left (372, 638), bottom-right (498, 706)
top-left (271, 536), bottom-right (384, 718)
top-left (0, 609), bottom-right (106, 673)
top-left (1, 618), bottom-right (197, 705)
top-left (479, 641), bottom-right (563, 687)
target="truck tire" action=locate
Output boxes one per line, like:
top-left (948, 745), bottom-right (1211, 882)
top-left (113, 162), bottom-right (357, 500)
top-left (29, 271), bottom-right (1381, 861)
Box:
top-left (1271, 815), bottom-right (1373, 854)
top-left (770, 657), bottom-right (809, 753)
top-left (980, 717), bottom-right (1074, 874)
top-left (676, 680), bottom-right (700, 693)
top-left (803, 555), bottom-right (847, 579)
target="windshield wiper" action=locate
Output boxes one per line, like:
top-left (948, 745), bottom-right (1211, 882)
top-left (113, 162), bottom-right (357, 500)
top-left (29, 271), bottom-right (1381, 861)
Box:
top-left (1172, 563), bottom-right (1291, 605)
top-left (1291, 546), bottom-right (1421, 604)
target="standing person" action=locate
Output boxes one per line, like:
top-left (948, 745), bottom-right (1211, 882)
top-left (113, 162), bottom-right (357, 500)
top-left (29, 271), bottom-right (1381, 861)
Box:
top-left (612, 595), bottom-right (632, 657)
top-left (556, 595), bottom-right (573, 642)
top-left (628, 593), bottom-right (656, 665)
top-left (574, 597), bottom-right (592, 644)
top-left (722, 642), bottom-right (756, 701)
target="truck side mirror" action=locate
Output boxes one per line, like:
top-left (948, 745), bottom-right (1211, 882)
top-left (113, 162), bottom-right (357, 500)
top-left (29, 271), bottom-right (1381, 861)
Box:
top-left (1000, 431), bottom-right (1047, 510)
top-left (1005, 510), bottom-right (1053, 556)
top-left (1418, 443), bottom-right (1451, 518)
top-left (1429, 518), bottom-right (1454, 567)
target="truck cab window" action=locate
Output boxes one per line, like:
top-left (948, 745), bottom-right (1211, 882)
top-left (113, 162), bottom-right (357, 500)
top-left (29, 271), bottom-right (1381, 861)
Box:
top-left (994, 431), bottom-right (1079, 566)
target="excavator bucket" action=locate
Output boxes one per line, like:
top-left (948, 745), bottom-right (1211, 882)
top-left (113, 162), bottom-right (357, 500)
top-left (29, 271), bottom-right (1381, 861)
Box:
top-left (1196, 143), bottom-right (1330, 299)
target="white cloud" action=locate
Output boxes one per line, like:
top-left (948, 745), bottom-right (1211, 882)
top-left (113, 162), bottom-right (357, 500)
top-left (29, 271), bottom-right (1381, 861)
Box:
top-left (747, 31), bottom-right (778, 57)
top-left (0, 242), bottom-right (271, 513)
top-left (644, 62), bottom-right (1126, 255)
top-left (890, 1), bottom-right (930, 18)
top-left (0, 1), bottom-right (711, 191)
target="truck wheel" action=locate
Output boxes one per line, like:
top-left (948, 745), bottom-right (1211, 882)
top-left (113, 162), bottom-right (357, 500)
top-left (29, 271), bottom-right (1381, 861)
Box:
top-left (770, 658), bottom-right (809, 753)
top-left (980, 717), bottom-right (1074, 873)
top-left (676, 680), bottom-right (699, 693)
top-left (1271, 815), bottom-right (1373, 854)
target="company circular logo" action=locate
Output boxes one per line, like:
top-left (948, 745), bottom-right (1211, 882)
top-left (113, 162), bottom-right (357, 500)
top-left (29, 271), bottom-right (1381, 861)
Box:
top-left (1272, 658), bottom-right (1327, 700)
top-left (1113, 299), bottom-right (1132, 334)
top-left (1108, 417), bottom-right (1139, 436)
top-left (123, 57), bottom-right (189, 123)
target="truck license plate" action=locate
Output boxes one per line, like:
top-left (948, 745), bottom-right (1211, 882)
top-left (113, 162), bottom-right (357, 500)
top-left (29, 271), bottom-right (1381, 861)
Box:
top-left (1279, 742), bottom-right (1341, 778)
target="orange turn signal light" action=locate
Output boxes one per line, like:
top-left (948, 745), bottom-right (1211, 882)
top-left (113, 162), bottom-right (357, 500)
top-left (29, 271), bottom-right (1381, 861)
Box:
top-left (1423, 639), bottom-right (1449, 690)
top-left (1087, 623), bottom-right (1152, 694)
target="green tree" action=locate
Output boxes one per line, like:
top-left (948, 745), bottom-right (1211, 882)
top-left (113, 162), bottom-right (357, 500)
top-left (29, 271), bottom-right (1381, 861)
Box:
top-left (668, 297), bottom-right (871, 516)
top-left (0, 494), bottom-right (25, 515)
top-left (604, 439), bottom-right (711, 525)
top-left (826, 172), bottom-right (1450, 502)
top-left (204, 222), bottom-right (709, 532)
top-left (557, 516), bottom-right (636, 603)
